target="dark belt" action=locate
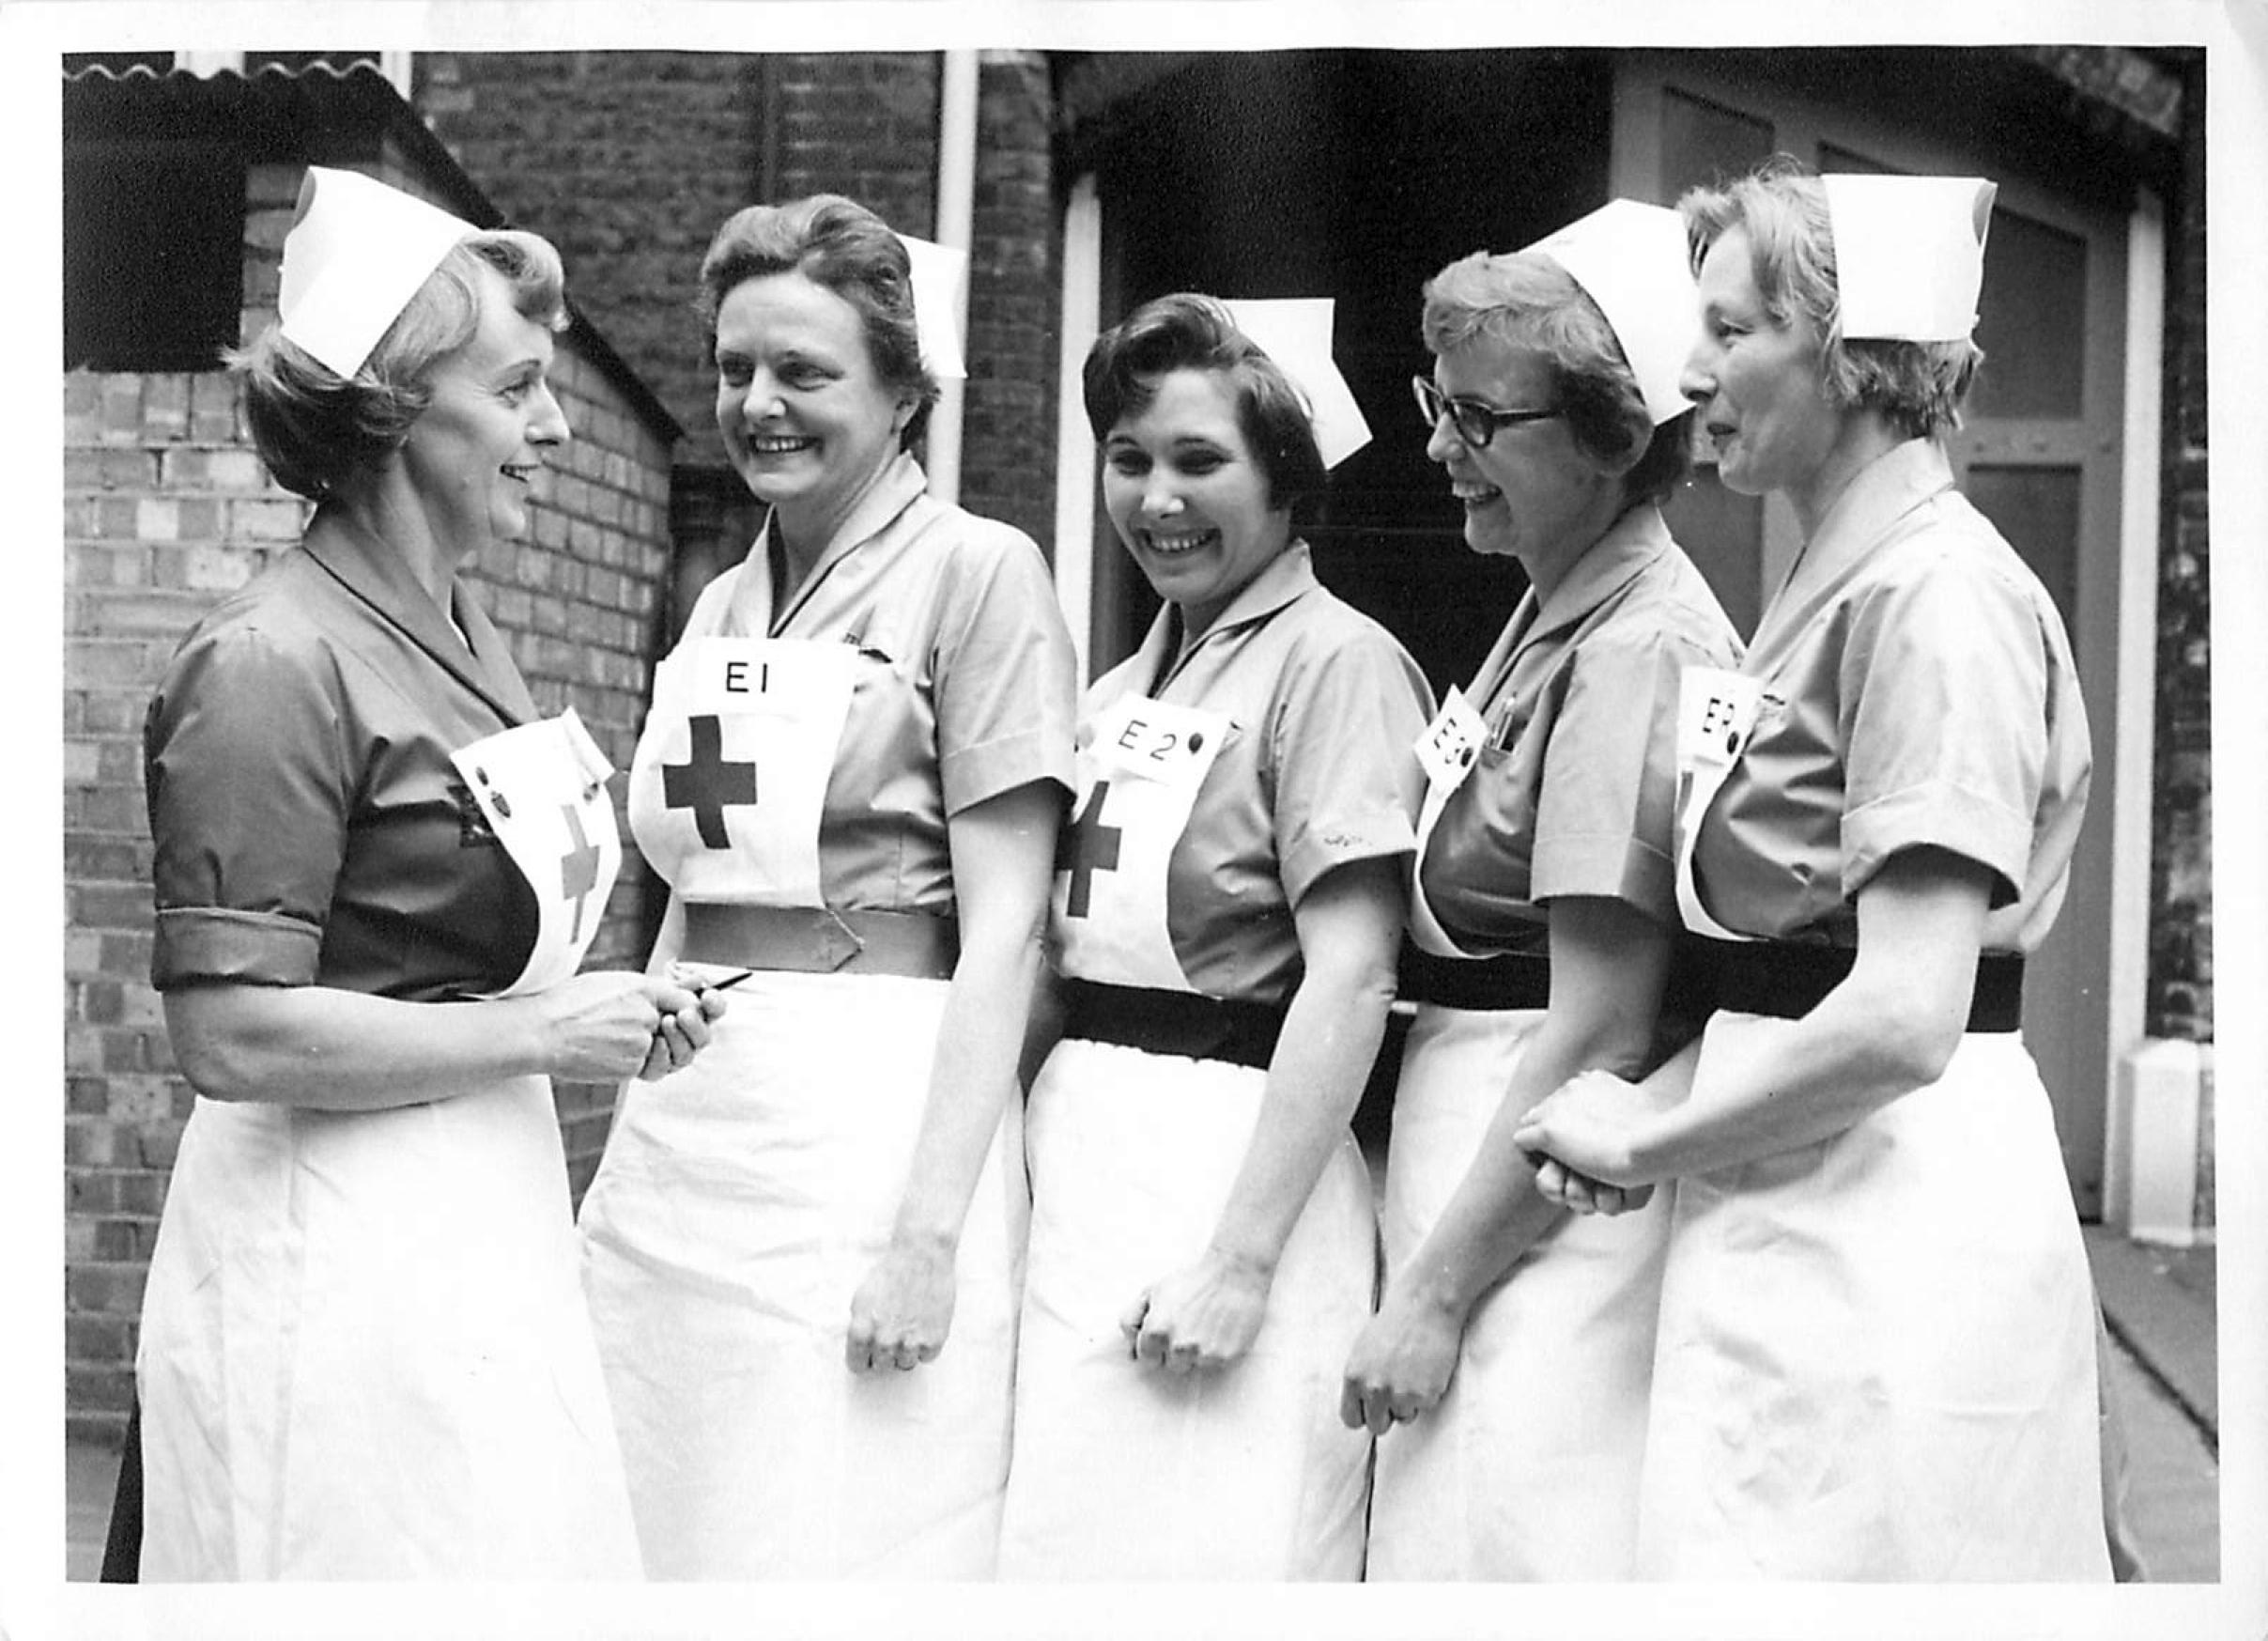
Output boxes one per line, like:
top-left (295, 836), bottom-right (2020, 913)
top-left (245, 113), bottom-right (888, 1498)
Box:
top-left (1057, 979), bottom-right (1287, 1071)
top-left (1395, 943), bottom-right (1551, 1012)
top-left (678, 902), bottom-right (959, 980)
top-left (1683, 936), bottom-right (2025, 1033)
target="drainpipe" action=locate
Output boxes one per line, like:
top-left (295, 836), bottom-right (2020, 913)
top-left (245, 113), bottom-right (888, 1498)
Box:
top-left (929, 50), bottom-right (979, 505)
top-left (1054, 172), bottom-right (1103, 681)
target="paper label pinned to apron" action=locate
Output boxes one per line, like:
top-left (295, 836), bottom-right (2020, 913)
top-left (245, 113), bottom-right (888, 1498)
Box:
top-left (1408, 685), bottom-right (1491, 958)
top-left (452, 708), bottom-right (624, 998)
top-left (627, 638), bottom-right (857, 906)
top-left (1672, 665), bottom-right (1765, 943)
top-left (1052, 692), bottom-right (1230, 994)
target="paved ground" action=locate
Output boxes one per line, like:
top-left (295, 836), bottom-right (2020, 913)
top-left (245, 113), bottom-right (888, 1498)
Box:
top-left (2100, 1321), bottom-right (2221, 1581)
top-left (61, 1231), bottom-right (2223, 1584)
top-left (2089, 1224), bottom-right (2221, 1582)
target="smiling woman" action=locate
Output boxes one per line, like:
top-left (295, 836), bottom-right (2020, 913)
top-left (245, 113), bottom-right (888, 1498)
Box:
top-left (1343, 204), bottom-right (1737, 1582)
top-left (131, 167), bottom-right (715, 1583)
top-left (994, 293), bottom-right (1431, 1581)
top-left (1098, 367), bottom-right (1291, 638)
top-left (576, 194), bottom-right (1077, 1581)
top-left (394, 265), bottom-right (570, 559)
top-left (710, 268), bottom-right (918, 563)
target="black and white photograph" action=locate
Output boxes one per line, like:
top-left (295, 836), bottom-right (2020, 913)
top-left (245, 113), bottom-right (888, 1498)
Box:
top-left (8, 3), bottom-right (2263, 1638)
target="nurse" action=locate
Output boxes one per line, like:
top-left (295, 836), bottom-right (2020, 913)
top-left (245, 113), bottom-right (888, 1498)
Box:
top-left (995, 294), bottom-right (1431, 1580)
top-left (576, 194), bottom-right (1076, 1579)
top-left (136, 167), bottom-right (711, 1580)
top-left (1340, 203), bottom-right (1739, 1579)
top-left (1513, 161), bottom-right (2111, 1580)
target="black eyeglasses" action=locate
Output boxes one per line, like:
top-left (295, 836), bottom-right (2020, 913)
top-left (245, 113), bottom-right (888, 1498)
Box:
top-left (1412, 375), bottom-right (1563, 448)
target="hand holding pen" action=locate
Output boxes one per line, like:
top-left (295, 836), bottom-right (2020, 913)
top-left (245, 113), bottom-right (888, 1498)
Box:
top-left (637, 964), bottom-right (740, 1081)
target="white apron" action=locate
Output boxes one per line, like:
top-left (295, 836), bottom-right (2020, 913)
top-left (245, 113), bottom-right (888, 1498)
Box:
top-left (996, 1041), bottom-right (1375, 1581)
top-left (579, 971), bottom-right (1026, 1579)
top-left (999, 691), bottom-right (1373, 1580)
top-left (1367, 692), bottom-right (1671, 1581)
top-left (137, 713), bottom-right (640, 1582)
top-left (1640, 669), bottom-right (2110, 1580)
top-left (584, 637), bottom-right (1022, 1580)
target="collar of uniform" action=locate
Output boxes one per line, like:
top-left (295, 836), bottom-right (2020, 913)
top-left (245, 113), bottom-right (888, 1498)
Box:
top-left (1747, 437), bottom-right (1957, 671)
top-left (1142, 538), bottom-right (1320, 692)
top-left (1520, 501), bottom-right (1672, 650)
top-left (1466, 502), bottom-right (1669, 712)
top-left (300, 509), bottom-right (537, 723)
top-left (1198, 536), bottom-right (1319, 636)
top-left (745, 452), bottom-right (931, 635)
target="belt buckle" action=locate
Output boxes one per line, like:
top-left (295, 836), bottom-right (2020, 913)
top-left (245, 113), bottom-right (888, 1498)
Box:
top-left (813, 907), bottom-right (866, 973)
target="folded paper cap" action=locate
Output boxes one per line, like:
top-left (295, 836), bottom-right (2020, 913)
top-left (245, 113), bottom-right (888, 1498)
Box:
top-left (897, 233), bottom-right (968, 382)
top-left (278, 167), bottom-right (478, 378)
top-left (1822, 175), bottom-right (1998, 342)
top-left (1522, 198), bottom-right (1697, 425)
top-left (1222, 297), bottom-right (1371, 469)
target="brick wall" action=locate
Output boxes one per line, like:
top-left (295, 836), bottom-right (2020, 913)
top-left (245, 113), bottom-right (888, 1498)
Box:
top-left (2146, 47), bottom-right (2209, 1045)
top-left (772, 53), bottom-right (942, 234)
top-left (960, 50), bottom-right (1061, 551)
top-left (61, 160), bottom-right (678, 1443)
top-left (417, 52), bottom-right (763, 472)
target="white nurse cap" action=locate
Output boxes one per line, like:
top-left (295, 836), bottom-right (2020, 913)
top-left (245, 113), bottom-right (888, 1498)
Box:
top-left (1522, 198), bottom-right (1697, 426)
top-left (1822, 174), bottom-right (1998, 342)
top-left (1223, 297), bottom-right (1372, 470)
top-left (897, 233), bottom-right (969, 382)
top-left (277, 166), bottom-right (477, 379)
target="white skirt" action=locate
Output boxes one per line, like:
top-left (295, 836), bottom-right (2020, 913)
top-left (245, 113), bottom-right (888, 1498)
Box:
top-left (577, 968), bottom-right (1025, 1580)
top-left (135, 1076), bottom-right (642, 1581)
top-left (1366, 1004), bottom-right (1671, 1580)
top-left (995, 1037), bottom-right (1376, 1581)
top-left (1639, 1013), bottom-right (2112, 1580)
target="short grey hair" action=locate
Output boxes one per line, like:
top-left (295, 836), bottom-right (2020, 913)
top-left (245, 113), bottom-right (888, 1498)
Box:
top-left (1678, 157), bottom-right (1983, 440)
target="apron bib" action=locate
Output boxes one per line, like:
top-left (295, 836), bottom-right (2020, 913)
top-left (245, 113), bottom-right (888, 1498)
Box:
top-left (1407, 685), bottom-right (1490, 957)
top-left (450, 707), bottom-right (622, 996)
top-left (1672, 666), bottom-right (1766, 943)
top-left (627, 638), bottom-right (856, 906)
top-left (1051, 692), bottom-right (1229, 993)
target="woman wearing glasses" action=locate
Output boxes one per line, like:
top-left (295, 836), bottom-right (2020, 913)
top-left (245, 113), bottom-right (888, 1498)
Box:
top-left (1339, 203), bottom-right (1738, 1579)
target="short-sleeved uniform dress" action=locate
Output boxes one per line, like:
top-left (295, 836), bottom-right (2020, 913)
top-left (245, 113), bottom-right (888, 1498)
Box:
top-left (1370, 503), bottom-right (1738, 1580)
top-left (1652, 438), bottom-right (2108, 1579)
top-left (136, 513), bottom-right (642, 1580)
top-left (995, 542), bottom-right (1432, 1581)
top-left (578, 453), bottom-right (1076, 1580)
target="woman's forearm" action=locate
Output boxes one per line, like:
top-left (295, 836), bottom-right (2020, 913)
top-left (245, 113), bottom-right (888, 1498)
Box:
top-left (1390, 1015), bottom-right (1615, 1317)
top-left (1204, 959), bottom-right (1393, 1277)
top-left (888, 914), bottom-right (1044, 1251)
top-left (1629, 970), bottom-right (1956, 1179)
top-left (888, 782), bottom-right (1062, 1253)
top-left (1541, 850), bottom-right (1998, 1184)
top-left (164, 984), bottom-right (552, 1111)
top-left (1205, 861), bottom-right (1406, 1278)
top-left (1393, 899), bottom-right (1670, 1316)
